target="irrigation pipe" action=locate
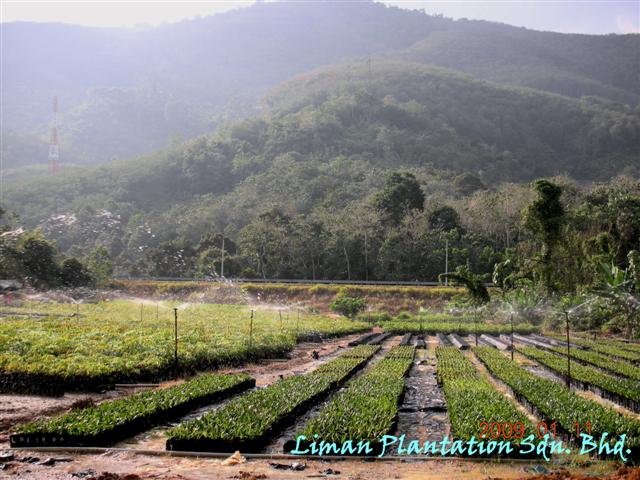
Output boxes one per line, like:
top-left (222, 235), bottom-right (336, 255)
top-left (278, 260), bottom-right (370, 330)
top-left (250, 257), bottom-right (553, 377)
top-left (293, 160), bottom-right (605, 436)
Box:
top-left (10, 446), bottom-right (547, 463)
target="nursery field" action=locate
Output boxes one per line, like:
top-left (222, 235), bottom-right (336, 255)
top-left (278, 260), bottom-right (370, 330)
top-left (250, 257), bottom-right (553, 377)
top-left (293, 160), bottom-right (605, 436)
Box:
top-left (2, 299), bottom-right (639, 480)
top-left (0, 299), bottom-right (368, 395)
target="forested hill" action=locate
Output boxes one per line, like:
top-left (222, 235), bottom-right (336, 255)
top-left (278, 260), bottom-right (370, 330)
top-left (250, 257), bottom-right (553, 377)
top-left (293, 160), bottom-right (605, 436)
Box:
top-left (2, 0), bottom-right (639, 169)
top-left (5, 62), bottom-right (639, 235)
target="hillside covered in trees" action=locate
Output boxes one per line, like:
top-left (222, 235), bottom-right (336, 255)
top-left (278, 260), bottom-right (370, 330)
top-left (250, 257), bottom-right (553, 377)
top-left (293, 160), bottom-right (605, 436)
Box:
top-left (2, 59), bottom-right (639, 283)
top-left (2, 1), bottom-right (638, 169)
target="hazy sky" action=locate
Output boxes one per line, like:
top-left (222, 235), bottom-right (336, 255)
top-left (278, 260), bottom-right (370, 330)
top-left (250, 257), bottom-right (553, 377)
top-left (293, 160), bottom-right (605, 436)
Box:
top-left (1, 1), bottom-right (638, 34)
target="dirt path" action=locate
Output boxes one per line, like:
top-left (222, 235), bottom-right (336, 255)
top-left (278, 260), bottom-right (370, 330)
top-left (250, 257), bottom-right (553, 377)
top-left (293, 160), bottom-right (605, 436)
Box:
top-left (390, 335), bottom-right (449, 454)
top-left (215, 332), bottom-right (369, 387)
top-left (0, 448), bottom-right (628, 480)
top-left (0, 390), bottom-right (128, 442)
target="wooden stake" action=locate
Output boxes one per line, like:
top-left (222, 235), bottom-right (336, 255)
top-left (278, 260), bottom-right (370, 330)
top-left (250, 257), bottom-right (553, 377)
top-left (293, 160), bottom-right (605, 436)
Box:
top-left (249, 310), bottom-right (254, 348)
top-left (174, 308), bottom-right (179, 375)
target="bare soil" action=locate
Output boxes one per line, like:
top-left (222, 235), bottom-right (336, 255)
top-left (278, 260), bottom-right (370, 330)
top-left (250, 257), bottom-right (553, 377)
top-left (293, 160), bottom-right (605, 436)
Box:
top-left (0, 449), bottom-right (631, 480)
top-left (0, 390), bottom-right (126, 442)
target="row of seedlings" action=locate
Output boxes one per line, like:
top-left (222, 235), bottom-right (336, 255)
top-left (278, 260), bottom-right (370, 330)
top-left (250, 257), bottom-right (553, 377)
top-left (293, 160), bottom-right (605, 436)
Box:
top-left (517, 346), bottom-right (640, 413)
top-left (435, 347), bottom-right (535, 457)
top-left (548, 346), bottom-right (640, 381)
top-left (565, 335), bottom-right (640, 355)
top-left (613, 341), bottom-right (640, 354)
top-left (165, 345), bottom-right (380, 452)
top-left (550, 336), bottom-right (640, 364)
top-left (287, 345), bottom-right (415, 455)
top-left (10, 373), bottom-right (255, 447)
top-left (383, 322), bottom-right (538, 336)
top-left (474, 347), bottom-right (640, 460)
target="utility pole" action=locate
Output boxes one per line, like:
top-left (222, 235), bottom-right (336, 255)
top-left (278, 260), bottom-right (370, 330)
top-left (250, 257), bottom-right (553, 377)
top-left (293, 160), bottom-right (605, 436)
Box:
top-left (444, 238), bottom-right (449, 286)
top-left (249, 309), bottom-right (254, 348)
top-left (220, 236), bottom-right (225, 278)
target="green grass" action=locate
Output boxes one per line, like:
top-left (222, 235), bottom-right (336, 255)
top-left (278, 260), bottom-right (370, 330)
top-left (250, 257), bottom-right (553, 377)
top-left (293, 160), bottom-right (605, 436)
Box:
top-left (0, 300), bottom-right (368, 393)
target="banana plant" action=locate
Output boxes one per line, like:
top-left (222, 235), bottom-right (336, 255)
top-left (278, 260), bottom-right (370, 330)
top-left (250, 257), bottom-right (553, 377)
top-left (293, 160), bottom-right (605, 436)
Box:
top-left (593, 259), bottom-right (640, 339)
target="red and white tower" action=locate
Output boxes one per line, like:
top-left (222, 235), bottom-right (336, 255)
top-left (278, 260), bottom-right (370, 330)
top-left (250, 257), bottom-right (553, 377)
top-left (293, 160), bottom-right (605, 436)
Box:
top-left (48, 96), bottom-right (59, 174)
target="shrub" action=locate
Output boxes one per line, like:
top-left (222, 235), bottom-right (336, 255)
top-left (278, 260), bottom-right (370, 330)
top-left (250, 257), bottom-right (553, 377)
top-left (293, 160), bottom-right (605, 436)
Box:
top-left (60, 258), bottom-right (95, 288)
top-left (330, 296), bottom-right (366, 318)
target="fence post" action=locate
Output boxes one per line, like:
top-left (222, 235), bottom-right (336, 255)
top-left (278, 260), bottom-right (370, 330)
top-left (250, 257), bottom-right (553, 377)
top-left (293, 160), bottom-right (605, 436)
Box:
top-left (510, 313), bottom-right (514, 361)
top-left (249, 309), bottom-right (254, 348)
top-left (174, 308), bottom-right (179, 376)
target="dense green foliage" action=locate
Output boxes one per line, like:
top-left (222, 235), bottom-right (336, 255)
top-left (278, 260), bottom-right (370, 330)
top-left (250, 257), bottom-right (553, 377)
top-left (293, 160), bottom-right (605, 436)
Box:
top-left (475, 346), bottom-right (640, 448)
top-left (0, 217), bottom-right (95, 289)
top-left (299, 345), bottom-right (414, 444)
top-left (374, 172), bottom-right (425, 225)
top-left (523, 180), bottom-right (565, 291)
top-left (330, 296), bottom-right (367, 318)
top-left (2, 58), bottom-right (639, 289)
top-left (15, 373), bottom-right (252, 438)
top-left (436, 346), bottom-right (533, 443)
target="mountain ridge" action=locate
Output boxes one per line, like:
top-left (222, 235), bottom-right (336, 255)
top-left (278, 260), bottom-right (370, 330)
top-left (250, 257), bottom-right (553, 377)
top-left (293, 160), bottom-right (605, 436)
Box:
top-left (2, 1), bottom-right (638, 169)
